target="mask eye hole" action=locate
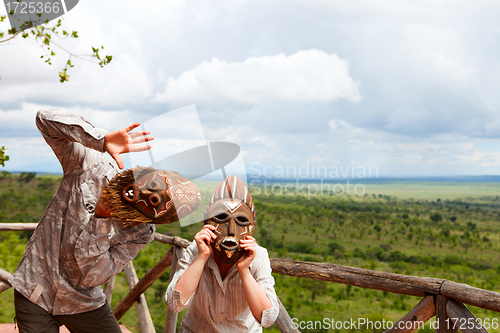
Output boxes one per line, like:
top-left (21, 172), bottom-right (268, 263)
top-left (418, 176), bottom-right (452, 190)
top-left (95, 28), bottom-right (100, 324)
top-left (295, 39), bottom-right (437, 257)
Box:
top-left (122, 184), bottom-right (136, 202)
top-left (148, 180), bottom-right (159, 190)
top-left (213, 212), bottom-right (229, 222)
top-left (149, 194), bottom-right (160, 206)
top-left (236, 216), bottom-right (250, 226)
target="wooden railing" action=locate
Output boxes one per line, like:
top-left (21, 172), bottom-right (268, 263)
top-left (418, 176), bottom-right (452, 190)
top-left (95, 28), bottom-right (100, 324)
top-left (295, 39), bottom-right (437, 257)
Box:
top-left (1, 223), bottom-right (500, 333)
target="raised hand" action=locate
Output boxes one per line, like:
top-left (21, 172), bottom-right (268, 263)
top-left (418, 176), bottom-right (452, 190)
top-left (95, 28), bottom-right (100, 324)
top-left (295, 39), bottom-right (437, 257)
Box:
top-left (237, 236), bottom-right (257, 272)
top-left (104, 123), bottom-right (154, 169)
top-left (194, 225), bottom-right (216, 259)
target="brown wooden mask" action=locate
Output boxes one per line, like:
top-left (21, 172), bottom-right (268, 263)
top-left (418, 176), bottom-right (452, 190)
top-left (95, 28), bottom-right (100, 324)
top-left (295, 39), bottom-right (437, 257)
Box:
top-left (204, 175), bottom-right (256, 265)
top-left (103, 167), bottom-right (201, 226)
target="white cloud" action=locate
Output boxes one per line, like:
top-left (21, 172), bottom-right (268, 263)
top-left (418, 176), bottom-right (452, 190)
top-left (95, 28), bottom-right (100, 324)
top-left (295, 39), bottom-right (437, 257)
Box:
top-left (0, 51), bottom-right (153, 108)
top-left (155, 49), bottom-right (362, 106)
top-left (2, 0), bottom-right (500, 176)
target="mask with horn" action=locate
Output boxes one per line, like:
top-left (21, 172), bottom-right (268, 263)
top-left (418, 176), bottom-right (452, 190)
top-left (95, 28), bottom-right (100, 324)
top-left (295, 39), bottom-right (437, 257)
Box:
top-left (204, 175), bottom-right (256, 265)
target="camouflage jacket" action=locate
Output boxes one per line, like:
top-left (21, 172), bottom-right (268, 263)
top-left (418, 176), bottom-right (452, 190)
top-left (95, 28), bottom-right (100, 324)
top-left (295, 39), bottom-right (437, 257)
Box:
top-left (9, 109), bottom-right (155, 315)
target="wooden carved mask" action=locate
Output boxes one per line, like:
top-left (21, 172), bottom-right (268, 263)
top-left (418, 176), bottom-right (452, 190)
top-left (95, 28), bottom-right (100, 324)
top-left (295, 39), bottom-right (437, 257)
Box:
top-left (204, 175), bottom-right (256, 265)
top-left (104, 167), bottom-right (201, 226)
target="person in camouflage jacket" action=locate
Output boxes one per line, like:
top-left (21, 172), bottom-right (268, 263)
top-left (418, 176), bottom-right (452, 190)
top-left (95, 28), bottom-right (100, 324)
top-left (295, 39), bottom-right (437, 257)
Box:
top-left (10, 109), bottom-right (156, 333)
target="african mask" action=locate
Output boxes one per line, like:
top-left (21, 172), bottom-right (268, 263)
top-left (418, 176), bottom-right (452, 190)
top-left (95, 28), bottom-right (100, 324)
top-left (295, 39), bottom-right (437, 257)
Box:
top-left (103, 167), bottom-right (201, 226)
top-left (204, 175), bottom-right (256, 265)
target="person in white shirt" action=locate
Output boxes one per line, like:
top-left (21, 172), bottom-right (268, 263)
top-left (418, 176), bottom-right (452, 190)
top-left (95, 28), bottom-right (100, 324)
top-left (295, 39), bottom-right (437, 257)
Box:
top-left (166, 175), bottom-right (279, 332)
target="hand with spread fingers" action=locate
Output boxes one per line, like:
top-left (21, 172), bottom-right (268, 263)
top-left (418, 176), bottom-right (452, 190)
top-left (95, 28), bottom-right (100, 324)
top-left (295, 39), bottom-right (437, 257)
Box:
top-left (237, 236), bottom-right (257, 272)
top-left (194, 224), bottom-right (216, 260)
top-left (104, 123), bottom-right (154, 169)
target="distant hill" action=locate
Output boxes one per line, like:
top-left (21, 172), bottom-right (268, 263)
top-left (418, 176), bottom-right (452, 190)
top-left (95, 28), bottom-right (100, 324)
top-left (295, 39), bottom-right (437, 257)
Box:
top-left (3, 161), bottom-right (62, 175)
top-left (247, 175), bottom-right (500, 183)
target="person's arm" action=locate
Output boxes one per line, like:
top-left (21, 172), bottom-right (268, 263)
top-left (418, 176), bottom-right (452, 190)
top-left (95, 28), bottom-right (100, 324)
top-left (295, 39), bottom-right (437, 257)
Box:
top-left (175, 225), bottom-right (216, 303)
top-left (103, 122), bottom-right (153, 170)
top-left (237, 236), bottom-right (274, 323)
top-left (165, 225), bottom-right (216, 313)
top-left (36, 108), bottom-right (153, 172)
top-left (74, 217), bottom-right (155, 287)
top-left (36, 109), bottom-right (108, 173)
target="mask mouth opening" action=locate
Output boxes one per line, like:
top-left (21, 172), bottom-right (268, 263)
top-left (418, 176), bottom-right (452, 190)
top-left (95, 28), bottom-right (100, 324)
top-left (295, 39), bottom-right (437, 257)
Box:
top-left (220, 238), bottom-right (239, 251)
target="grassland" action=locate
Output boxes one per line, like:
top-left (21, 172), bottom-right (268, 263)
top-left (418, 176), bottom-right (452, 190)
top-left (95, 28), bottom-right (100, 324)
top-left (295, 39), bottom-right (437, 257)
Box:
top-left (362, 181), bottom-right (500, 200)
top-left (1, 172), bottom-right (500, 332)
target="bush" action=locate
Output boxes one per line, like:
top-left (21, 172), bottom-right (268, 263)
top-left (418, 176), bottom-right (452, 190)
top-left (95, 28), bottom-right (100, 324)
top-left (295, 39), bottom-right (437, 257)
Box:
top-left (444, 255), bottom-right (464, 266)
top-left (353, 247), bottom-right (365, 259)
top-left (288, 241), bottom-right (314, 254)
top-left (430, 213), bottom-right (443, 223)
top-left (389, 261), bottom-right (410, 273)
top-left (365, 246), bottom-right (384, 260)
top-left (386, 250), bottom-right (407, 262)
top-left (328, 242), bottom-right (344, 254)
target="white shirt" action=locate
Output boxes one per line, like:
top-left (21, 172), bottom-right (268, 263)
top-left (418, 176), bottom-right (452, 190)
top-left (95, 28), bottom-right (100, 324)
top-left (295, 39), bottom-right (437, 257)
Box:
top-left (165, 241), bottom-right (279, 333)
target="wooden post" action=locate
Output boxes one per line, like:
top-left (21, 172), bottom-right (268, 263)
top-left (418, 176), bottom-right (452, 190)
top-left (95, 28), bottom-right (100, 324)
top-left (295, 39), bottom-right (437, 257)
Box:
top-left (384, 295), bottom-right (435, 333)
top-left (114, 247), bottom-right (173, 320)
top-left (124, 261), bottom-right (156, 333)
top-left (446, 299), bottom-right (488, 333)
top-left (103, 276), bottom-right (115, 304)
top-left (164, 245), bottom-right (183, 333)
top-left (275, 297), bottom-right (301, 333)
top-left (435, 295), bottom-right (457, 333)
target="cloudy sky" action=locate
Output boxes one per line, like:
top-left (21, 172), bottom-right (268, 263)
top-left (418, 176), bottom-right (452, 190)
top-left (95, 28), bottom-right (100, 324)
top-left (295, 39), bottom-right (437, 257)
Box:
top-left (1, 0), bottom-right (500, 178)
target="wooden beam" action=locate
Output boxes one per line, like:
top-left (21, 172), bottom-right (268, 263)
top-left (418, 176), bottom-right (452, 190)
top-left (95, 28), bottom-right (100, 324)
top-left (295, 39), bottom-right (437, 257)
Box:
top-left (383, 295), bottom-right (435, 333)
top-left (435, 295), bottom-right (457, 333)
top-left (0, 224), bottom-right (192, 249)
top-left (0, 223), bottom-right (37, 231)
top-left (270, 259), bottom-right (500, 313)
top-left (124, 261), bottom-right (156, 333)
top-left (154, 233), bottom-right (191, 248)
top-left (446, 299), bottom-right (488, 333)
top-left (113, 247), bottom-right (173, 320)
top-left (270, 259), bottom-right (443, 297)
top-left (441, 280), bottom-right (500, 313)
